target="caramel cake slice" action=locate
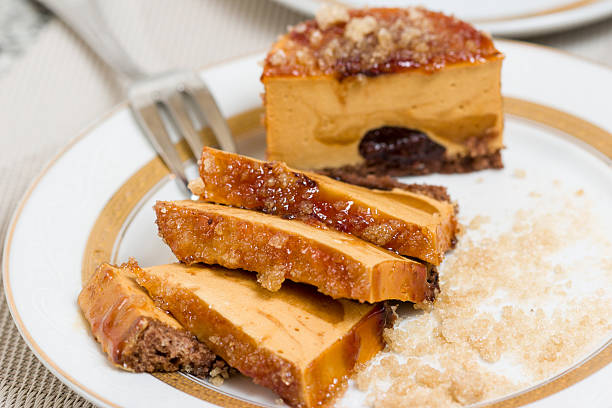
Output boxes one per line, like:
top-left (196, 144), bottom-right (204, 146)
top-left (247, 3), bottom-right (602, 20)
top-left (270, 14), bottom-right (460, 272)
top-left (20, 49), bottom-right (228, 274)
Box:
top-left (262, 7), bottom-right (504, 176)
top-left (155, 200), bottom-right (437, 303)
top-left (192, 147), bottom-right (457, 265)
top-left (134, 263), bottom-right (391, 408)
top-left (78, 261), bottom-right (219, 375)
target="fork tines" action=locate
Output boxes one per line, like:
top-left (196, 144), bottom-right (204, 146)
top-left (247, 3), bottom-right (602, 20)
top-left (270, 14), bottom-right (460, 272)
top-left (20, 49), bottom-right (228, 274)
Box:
top-left (128, 71), bottom-right (236, 194)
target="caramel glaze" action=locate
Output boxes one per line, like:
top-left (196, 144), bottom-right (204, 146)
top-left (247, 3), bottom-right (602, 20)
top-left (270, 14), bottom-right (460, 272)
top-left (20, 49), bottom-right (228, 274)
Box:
top-left (79, 261), bottom-right (221, 376)
top-left (154, 200), bottom-right (434, 302)
top-left (79, 261), bottom-right (152, 365)
top-left (262, 8), bottom-right (503, 79)
top-left (196, 148), bottom-right (456, 265)
top-left (78, 260), bottom-right (219, 376)
top-left (305, 304), bottom-right (388, 406)
top-left (135, 266), bottom-right (390, 408)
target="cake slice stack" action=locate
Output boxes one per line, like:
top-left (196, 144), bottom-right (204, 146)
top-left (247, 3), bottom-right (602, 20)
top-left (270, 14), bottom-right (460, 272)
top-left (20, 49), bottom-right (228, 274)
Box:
top-left (80, 148), bottom-right (457, 408)
top-left (172, 147), bottom-right (455, 300)
top-left (191, 147), bottom-right (457, 265)
top-left (155, 200), bottom-right (437, 303)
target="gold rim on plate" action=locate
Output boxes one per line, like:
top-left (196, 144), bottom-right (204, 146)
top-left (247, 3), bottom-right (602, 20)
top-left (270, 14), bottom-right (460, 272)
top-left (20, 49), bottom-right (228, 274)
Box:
top-left (79, 97), bottom-right (612, 408)
top-left (471, 0), bottom-right (600, 23)
top-left (319, 0), bottom-right (602, 23)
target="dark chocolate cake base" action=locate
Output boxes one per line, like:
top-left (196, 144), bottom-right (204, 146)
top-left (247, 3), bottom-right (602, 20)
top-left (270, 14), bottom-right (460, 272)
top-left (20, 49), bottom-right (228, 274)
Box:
top-left (322, 150), bottom-right (503, 180)
top-left (318, 170), bottom-right (452, 203)
top-left (121, 317), bottom-right (222, 376)
top-left (425, 267), bottom-right (440, 301)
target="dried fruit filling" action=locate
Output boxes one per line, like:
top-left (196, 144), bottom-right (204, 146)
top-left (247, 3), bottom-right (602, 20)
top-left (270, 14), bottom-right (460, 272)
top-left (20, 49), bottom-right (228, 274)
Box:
top-left (359, 126), bottom-right (447, 166)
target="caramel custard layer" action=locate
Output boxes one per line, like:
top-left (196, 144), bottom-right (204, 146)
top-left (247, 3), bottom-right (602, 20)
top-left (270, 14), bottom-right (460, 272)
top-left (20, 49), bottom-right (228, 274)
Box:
top-left (135, 264), bottom-right (388, 408)
top-left (155, 200), bottom-right (434, 303)
top-left (264, 60), bottom-right (503, 168)
top-left (195, 148), bottom-right (457, 265)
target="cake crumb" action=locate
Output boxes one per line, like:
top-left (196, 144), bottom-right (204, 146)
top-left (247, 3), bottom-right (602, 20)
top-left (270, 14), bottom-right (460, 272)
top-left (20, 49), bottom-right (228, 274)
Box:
top-left (315, 5), bottom-right (349, 30)
top-left (529, 191), bottom-right (542, 198)
top-left (209, 375), bottom-right (224, 386)
top-left (257, 265), bottom-right (286, 292)
top-left (513, 169), bottom-right (526, 179)
top-left (207, 361), bottom-right (234, 386)
top-left (269, 49), bottom-right (287, 66)
top-left (188, 178), bottom-right (205, 196)
top-left (345, 16), bottom-right (378, 43)
top-left (575, 189), bottom-right (584, 196)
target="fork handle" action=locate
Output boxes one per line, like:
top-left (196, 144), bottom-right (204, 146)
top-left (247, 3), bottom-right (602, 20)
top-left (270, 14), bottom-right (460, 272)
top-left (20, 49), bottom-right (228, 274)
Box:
top-left (40, 0), bottom-right (146, 82)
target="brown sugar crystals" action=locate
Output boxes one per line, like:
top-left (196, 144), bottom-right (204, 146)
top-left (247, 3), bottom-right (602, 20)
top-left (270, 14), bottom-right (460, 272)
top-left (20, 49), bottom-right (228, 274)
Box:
top-left (351, 194), bottom-right (612, 407)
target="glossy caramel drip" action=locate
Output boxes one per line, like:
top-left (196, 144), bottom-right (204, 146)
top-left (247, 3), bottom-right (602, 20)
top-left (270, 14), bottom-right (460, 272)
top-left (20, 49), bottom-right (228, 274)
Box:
top-left (262, 7), bottom-right (502, 79)
top-left (196, 148), bottom-right (456, 265)
top-left (78, 261), bottom-right (181, 366)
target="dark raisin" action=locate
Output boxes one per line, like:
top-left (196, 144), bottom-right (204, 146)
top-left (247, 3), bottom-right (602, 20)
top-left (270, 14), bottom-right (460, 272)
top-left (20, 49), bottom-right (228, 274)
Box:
top-left (359, 127), bottom-right (446, 165)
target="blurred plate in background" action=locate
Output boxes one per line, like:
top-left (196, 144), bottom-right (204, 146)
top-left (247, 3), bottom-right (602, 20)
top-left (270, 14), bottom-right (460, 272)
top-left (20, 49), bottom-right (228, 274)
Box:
top-left (273, 0), bottom-right (612, 37)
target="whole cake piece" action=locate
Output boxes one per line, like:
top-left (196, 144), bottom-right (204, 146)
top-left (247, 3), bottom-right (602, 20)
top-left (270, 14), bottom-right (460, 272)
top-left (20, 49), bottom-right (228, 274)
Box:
top-left (262, 7), bottom-right (504, 176)
top-left (78, 261), bottom-right (221, 376)
top-left (155, 200), bottom-right (438, 303)
top-left (191, 147), bottom-right (457, 265)
top-left (135, 263), bottom-right (391, 408)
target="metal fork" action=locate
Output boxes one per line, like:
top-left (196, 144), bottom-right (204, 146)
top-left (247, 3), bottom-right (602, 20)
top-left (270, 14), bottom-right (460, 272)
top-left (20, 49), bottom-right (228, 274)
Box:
top-left (39, 0), bottom-right (236, 194)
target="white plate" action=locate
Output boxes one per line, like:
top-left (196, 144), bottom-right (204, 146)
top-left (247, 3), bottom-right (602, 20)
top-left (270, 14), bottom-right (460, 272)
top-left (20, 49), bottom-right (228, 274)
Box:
top-left (4, 40), bottom-right (612, 408)
top-left (273, 0), bottom-right (612, 37)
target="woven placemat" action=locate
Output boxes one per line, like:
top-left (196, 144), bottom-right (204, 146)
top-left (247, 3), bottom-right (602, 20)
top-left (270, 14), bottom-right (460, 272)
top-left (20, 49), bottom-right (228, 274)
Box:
top-left (0, 296), bottom-right (92, 407)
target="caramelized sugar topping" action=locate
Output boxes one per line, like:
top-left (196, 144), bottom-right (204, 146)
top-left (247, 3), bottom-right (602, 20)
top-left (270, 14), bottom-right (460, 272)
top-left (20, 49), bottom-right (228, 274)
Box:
top-left (197, 148), bottom-right (457, 265)
top-left (155, 200), bottom-right (433, 303)
top-left (263, 7), bottom-right (502, 78)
